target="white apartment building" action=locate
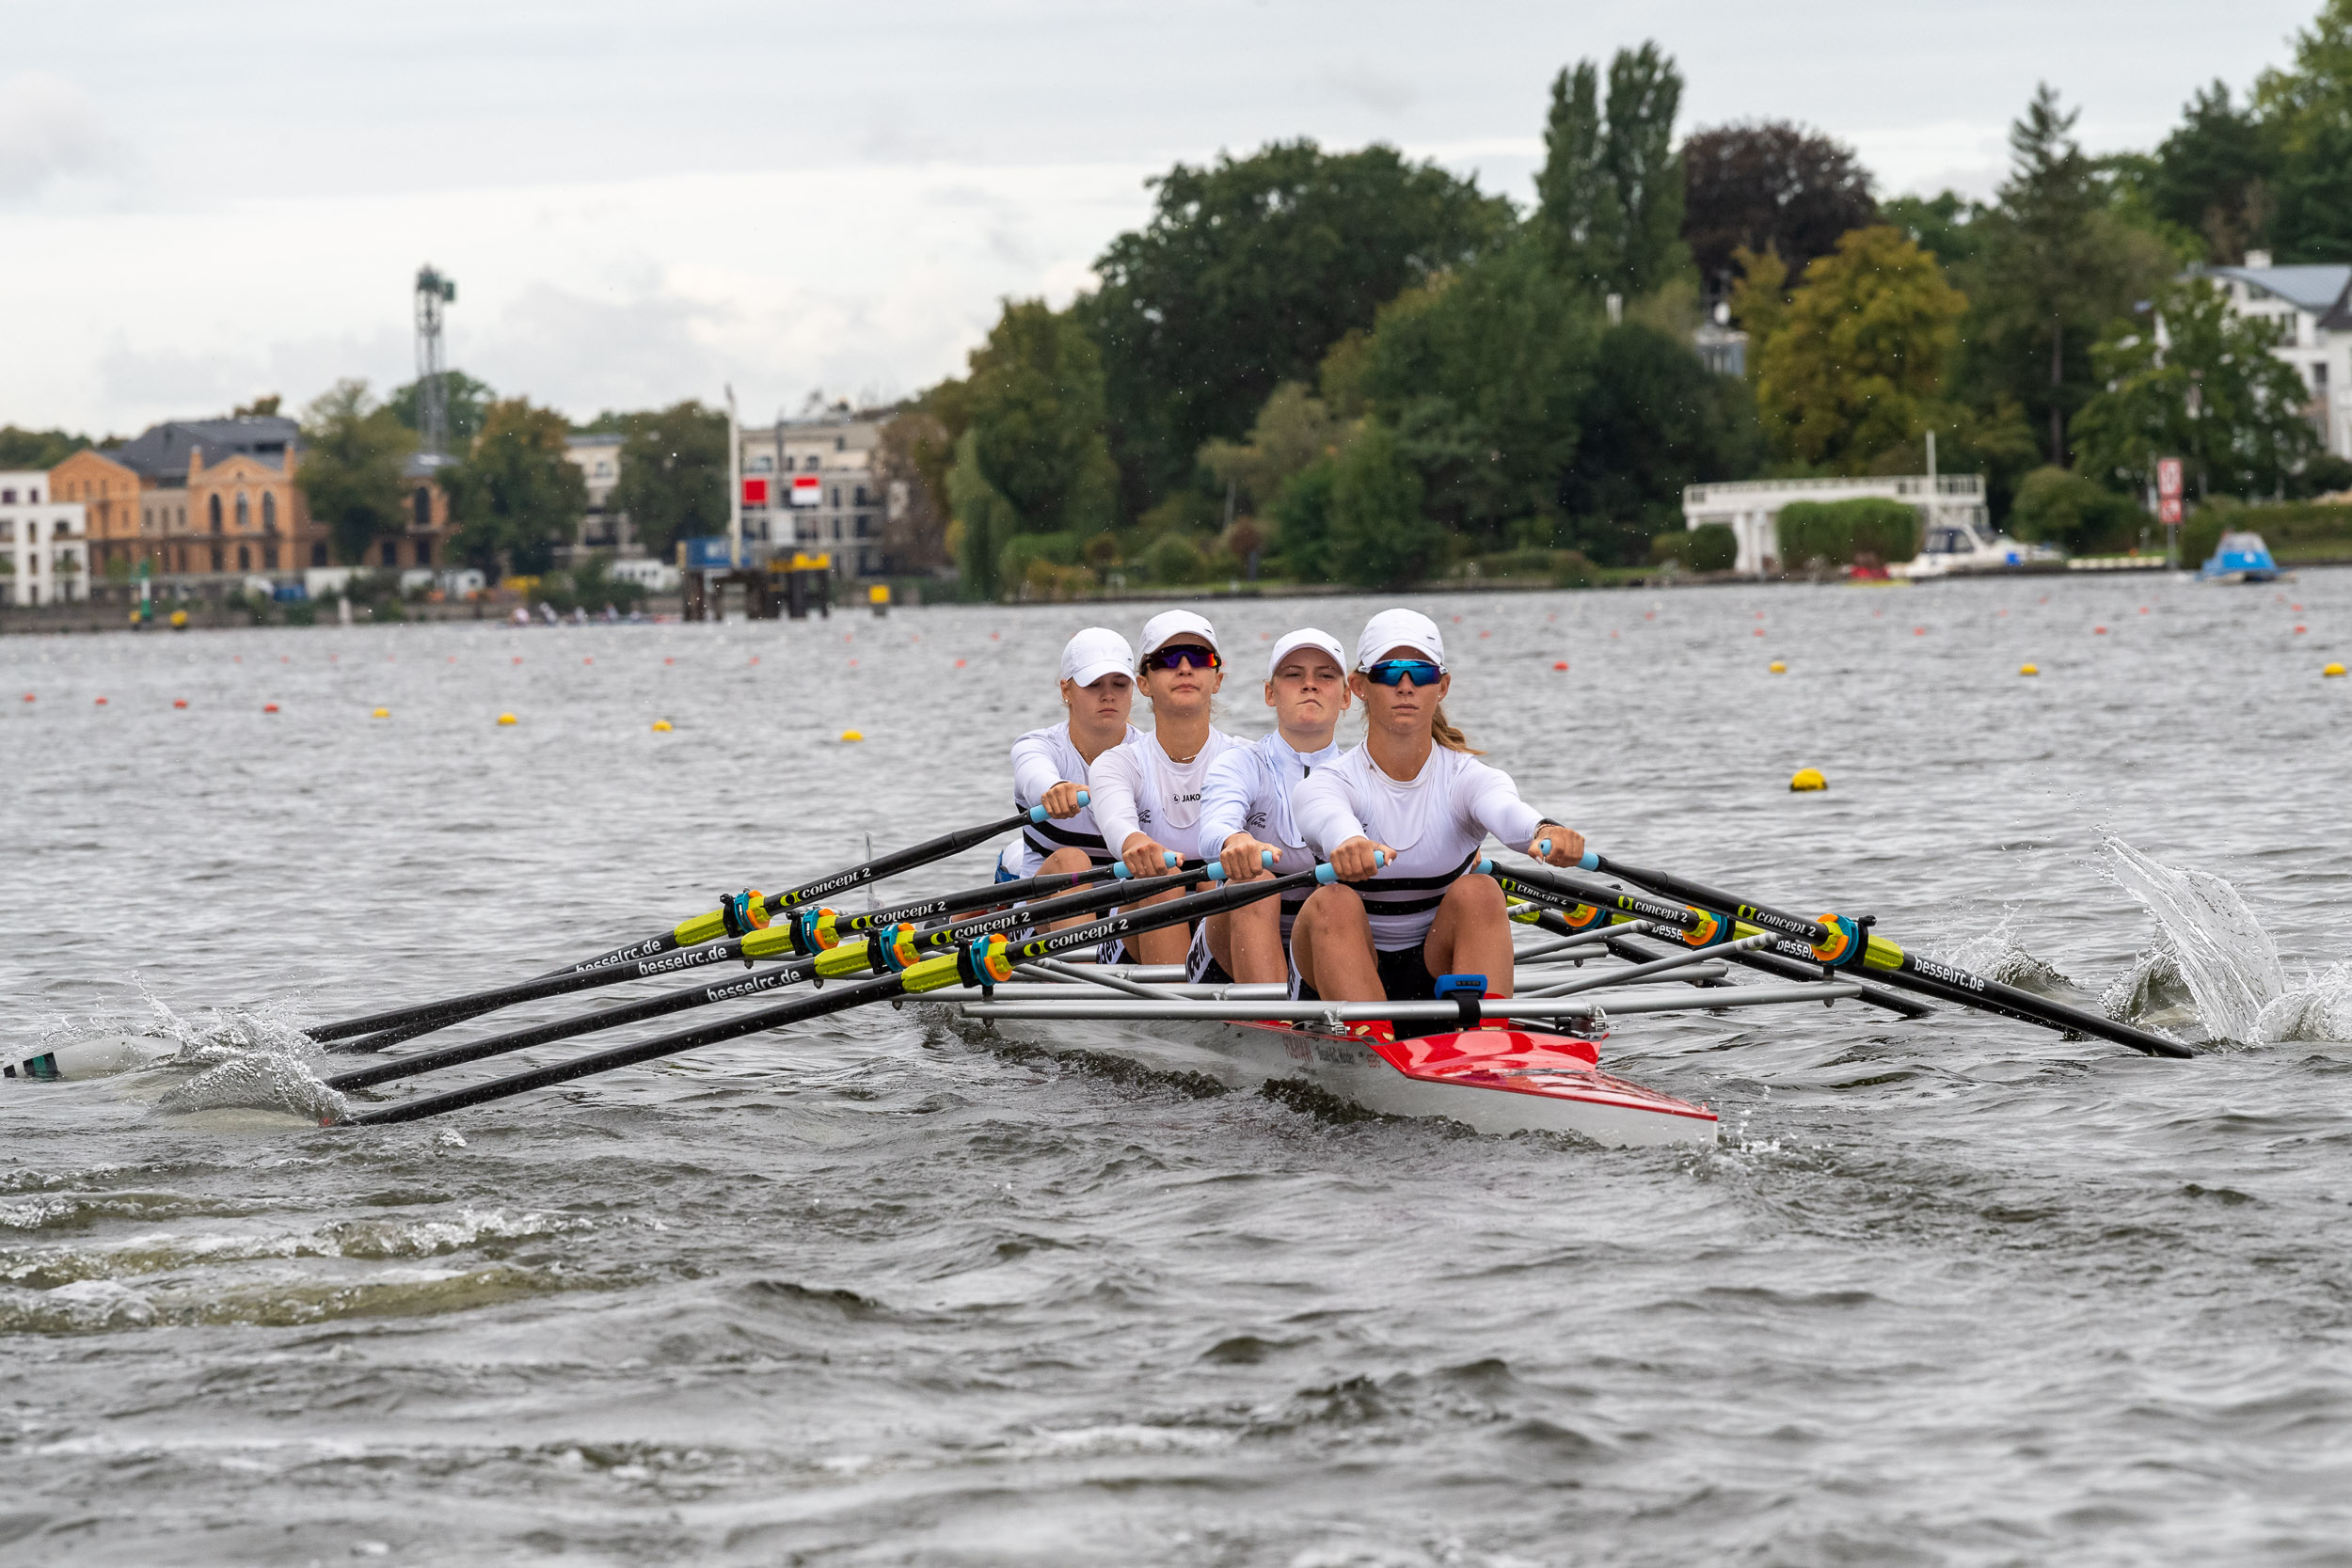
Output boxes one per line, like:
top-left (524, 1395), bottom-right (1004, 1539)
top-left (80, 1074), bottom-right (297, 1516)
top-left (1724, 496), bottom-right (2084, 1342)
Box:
top-left (0, 471), bottom-right (89, 607)
top-left (738, 409), bottom-right (888, 578)
top-left (2207, 253), bottom-right (2352, 461)
top-left (1682, 473), bottom-right (1988, 575)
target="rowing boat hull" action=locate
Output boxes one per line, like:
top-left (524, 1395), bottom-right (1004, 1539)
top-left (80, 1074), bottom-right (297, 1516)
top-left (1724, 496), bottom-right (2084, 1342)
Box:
top-left (1212, 1022), bottom-right (1718, 1147)
top-left (953, 1002), bottom-right (1718, 1148)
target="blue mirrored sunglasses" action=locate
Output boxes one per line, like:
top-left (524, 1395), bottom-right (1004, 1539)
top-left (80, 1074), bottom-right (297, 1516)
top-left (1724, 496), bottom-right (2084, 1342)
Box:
top-left (1363, 658), bottom-right (1444, 687)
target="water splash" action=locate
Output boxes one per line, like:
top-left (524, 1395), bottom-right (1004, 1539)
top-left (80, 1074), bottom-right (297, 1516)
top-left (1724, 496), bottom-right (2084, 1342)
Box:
top-left (1945, 908), bottom-right (2079, 994)
top-left (2102, 836), bottom-right (2351, 1044)
top-left (131, 982), bottom-right (348, 1122)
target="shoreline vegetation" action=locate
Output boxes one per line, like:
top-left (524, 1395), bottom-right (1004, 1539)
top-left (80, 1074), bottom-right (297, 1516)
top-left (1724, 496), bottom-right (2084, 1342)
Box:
top-left (11, 6), bottom-right (2352, 609)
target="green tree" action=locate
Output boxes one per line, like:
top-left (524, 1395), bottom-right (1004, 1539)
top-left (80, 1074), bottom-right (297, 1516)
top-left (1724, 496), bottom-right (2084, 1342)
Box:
top-left (608, 401), bottom-right (728, 563)
top-left (1963, 86), bottom-right (2179, 465)
top-left (1079, 140), bottom-right (1513, 511)
top-left (2006, 466), bottom-right (2148, 553)
top-left (1534, 61), bottom-right (1621, 293)
top-left (1534, 43), bottom-right (1692, 296)
top-left (2073, 277), bottom-right (2319, 500)
top-left (388, 370), bottom-right (496, 447)
top-left (1755, 226), bottom-right (1968, 473)
top-left (1880, 190), bottom-right (1990, 269)
top-left (1329, 421), bottom-right (1439, 588)
top-left (295, 380), bottom-right (415, 564)
top-left (1559, 320), bottom-right (1760, 562)
top-left (962, 299), bottom-right (1119, 543)
top-left (0, 426), bottom-right (92, 468)
top-left (2149, 83), bottom-right (2277, 261)
top-left (1270, 457), bottom-right (1339, 581)
top-left (1198, 381), bottom-right (1355, 515)
top-left (441, 399), bottom-right (589, 577)
top-left (1359, 236), bottom-right (1602, 543)
top-left (2257, 0), bottom-right (2352, 260)
top-left (946, 429), bottom-right (1021, 601)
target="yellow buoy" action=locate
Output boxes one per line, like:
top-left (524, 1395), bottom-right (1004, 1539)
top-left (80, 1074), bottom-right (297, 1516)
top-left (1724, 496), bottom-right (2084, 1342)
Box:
top-left (651, 719), bottom-right (674, 732)
top-left (372, 706), bottom-right (389, 718)
top-left (1789, 768), bottom-right (1828, 793)
top-left (2020, 664), bottom-right (2040, 676)
top-left (497, 713), bottom-right (517, 726)
top-left (1768, 661), bottom-right (1787, 673)
top-left (2326, 663), bottom-right (2346, 678)
top-left (840, 729), bottom-right (865, 742)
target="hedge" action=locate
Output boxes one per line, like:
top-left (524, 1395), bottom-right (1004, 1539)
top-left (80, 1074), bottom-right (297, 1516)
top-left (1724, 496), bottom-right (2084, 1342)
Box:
top-left (1775, 497), bottom-right (1919, 567)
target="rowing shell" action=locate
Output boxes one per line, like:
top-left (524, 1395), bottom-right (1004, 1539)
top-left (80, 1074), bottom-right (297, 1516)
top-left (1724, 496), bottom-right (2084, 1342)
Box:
top-left (1211, 1022), bottom-right (1717, 1148)
top-left (948, 995), bottom-right (1719, 1148)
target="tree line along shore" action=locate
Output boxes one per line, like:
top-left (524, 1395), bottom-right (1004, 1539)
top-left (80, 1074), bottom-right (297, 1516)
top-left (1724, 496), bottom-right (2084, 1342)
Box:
top-left (9, 5), bottom-right (2352, 613)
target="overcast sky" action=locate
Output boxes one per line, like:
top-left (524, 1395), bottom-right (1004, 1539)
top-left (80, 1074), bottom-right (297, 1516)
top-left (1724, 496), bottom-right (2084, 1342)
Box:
top-left (0, 0), bottom-right (2323, 436)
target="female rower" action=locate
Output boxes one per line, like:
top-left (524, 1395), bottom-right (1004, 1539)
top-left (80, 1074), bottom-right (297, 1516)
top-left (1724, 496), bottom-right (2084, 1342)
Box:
top-left (1085, 610), bottom-right (1239, 965)
top-left (1290, 608), bottom-right (1585, 1014)
top-left (1192, 627), bottom-right (1351, 984)
top-left (1007, 626), bottom-right (1142, 881)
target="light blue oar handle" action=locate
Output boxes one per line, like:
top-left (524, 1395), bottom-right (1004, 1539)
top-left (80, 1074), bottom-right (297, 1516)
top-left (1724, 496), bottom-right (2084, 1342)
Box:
top-left (1261, 849), bottom-right (1276, 869)
top-left (1374, 849), bottom-right (1387, 868)
top-left (1163, 851), bottom-right (1179, 867)
top-left (1314, 863), bottom-right (1338, 884)
top-left (1111, 863), bottom-right (1132, 880)
top-left (1024, 788), bottom-right (1089, 824)
top-left (1204, 862), bottom-right (1228, 882)
top-left (1078, 789), bottom-right (1089, 807)
top-left (1580, 849), bottom-right (1598, 870)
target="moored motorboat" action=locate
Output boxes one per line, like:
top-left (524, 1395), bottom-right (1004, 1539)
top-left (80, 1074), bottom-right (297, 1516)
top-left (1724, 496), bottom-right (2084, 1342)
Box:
top-left (1891, 516), bottom-right (2063, 578)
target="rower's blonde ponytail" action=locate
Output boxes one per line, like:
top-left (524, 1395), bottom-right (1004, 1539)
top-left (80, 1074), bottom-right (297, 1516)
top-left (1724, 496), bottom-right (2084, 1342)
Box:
top-left (1431, 701), bottom-right (1482, 754)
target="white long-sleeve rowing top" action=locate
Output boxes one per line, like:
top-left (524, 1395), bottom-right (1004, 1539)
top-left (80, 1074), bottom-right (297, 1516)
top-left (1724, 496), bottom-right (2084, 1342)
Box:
top-left (1292, 743), bottom-right (1548, 949)
top-left (1196, 731), bottom-right (1342, 934)
top-left (1086, 726), bottom-right (1241, 866)
top-left (1009, 720), bottom-right (1144, 875)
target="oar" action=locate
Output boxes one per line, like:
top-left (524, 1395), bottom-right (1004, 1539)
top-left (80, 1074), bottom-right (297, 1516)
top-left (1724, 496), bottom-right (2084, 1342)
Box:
top-left (545, 806), bottom-right (1077, 979)
top-left (1486, 855), bottom-right (2193, 1059)
top-left (307, 807), bottom-right (1087, 1048)
top-left (1509, 904), bottom-right (1934, 1017)
top-left (323, 863), bottom-right (1215, 1090)
top-left (334, 864), bottom-right (1331, 1126)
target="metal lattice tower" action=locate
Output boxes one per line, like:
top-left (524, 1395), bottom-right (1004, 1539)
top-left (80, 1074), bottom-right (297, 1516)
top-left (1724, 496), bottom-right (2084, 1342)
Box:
top-left (413, 266), bottom-right (456, 459)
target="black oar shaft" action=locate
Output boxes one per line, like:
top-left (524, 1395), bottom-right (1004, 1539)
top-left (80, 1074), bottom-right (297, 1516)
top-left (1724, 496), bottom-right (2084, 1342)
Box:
top-left (342, 974), bottom-right (903, 1126)
top-left (1506, 857), bottom-right (2186, 1056)
top-left (310, 935), bottom-right (754, 1047)
top-left (324, 956), bottom-right (820, 1091)
top-left (328, 869), bottom-right (1198, 1088)
top-left (542, 810), bottom-right (1045, 981)
top-left (337, 867), bottom-right (1322, 1126)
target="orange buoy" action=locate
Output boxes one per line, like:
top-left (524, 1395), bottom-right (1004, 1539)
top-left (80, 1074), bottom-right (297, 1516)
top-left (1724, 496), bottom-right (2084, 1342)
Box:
top-left (1552, 660), bottom-right (1568, 671)
top-left (264, 703), bottom-right (279, 713)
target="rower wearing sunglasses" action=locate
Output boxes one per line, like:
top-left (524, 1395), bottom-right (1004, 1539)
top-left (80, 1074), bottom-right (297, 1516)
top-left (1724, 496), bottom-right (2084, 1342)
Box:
top-left (1290, 608), bottom-right (1585, 1020)
top-left (1005, 626), bottom-right (1144, 880)
top-left (1084, 610), bottom-right (1240, 966)
top-left (1191, 627), bottom-right (1352, 985)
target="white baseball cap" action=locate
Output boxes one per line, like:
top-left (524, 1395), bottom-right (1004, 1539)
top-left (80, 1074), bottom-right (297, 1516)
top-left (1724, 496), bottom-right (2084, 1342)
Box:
top-left (1266, 627), bottom-right (1346, 680)
top-left (1059, 626), bottom-right (1135, 688)
top-left (1136, 609), bottom-right (1218, 663)
top-left (1355, 608), bottom-right (1445, 671)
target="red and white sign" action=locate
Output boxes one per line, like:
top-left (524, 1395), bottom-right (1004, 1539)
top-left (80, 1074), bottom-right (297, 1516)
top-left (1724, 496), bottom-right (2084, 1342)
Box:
top-left (741, 477), bottom-right (770, 507)
top-left (790, 473), bottom-right (823, 508)
top-left (2156, 457), bottom-right (2184, 526)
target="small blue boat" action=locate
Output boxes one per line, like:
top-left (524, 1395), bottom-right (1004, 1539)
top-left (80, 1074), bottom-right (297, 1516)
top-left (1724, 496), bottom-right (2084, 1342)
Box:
top-left (2199, 531), bottom-right (2280, 583)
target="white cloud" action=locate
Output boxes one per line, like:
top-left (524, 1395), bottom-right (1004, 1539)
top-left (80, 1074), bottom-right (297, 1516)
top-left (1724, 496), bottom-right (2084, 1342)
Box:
top-left (0, 72), bottom-right (128, 204)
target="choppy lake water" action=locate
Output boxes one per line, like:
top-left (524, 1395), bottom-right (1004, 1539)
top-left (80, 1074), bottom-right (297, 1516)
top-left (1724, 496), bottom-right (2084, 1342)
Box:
top-left (5, 572), bottom-right (2350, 1566)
